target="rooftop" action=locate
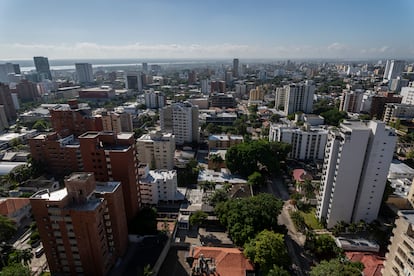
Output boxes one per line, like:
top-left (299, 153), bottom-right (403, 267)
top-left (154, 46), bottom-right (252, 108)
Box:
top-left (0, 198), bottom-right (30, 217)
top-left (345, 252), bottom-right (384, 276)
top-left (190, 246), bottom-right (254, 276)
top-left (95, 181), bottom-right (121, 193)
top-left (31, 188), bottom-right (68, 202)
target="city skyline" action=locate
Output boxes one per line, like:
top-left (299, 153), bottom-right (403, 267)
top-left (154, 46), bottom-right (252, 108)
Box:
top-left (0, 0), bottom-right (413, 60)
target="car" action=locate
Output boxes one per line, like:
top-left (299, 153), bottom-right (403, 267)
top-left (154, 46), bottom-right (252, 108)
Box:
top-left (35, 246), bottom-right (44, 258)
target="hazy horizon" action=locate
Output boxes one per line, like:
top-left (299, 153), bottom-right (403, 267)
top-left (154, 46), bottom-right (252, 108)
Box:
top-left (1, 0), bottom-right (413, 60)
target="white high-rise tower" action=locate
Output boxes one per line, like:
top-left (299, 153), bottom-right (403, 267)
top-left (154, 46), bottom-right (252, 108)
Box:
top-left (317, 120), bottom-right (396, 228)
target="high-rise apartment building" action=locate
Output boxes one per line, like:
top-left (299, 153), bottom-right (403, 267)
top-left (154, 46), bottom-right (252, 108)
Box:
top-left (139, 165), bottom-right (178, 205)
top-left (160, 102), bottom-right (199, 145)
top-left (33, 56), bottom-right (52, 80)
top-left (0, 83), bottom-right (17, 123)
top-left (137, 132), bottom-right (176, 170)
top-left (79, 132), bottom-right (141, 221)
top-left (95, 109), bottom-right (133, 133)
top-left (275, 87), bottom-right (286, 110)
top-left (125, 71), bottom-right (143, 92)
top-left (317, 120), bottom-right (396, 228)
top-left (50, 99), bottom-right (103, 137)
top-left (144, 90), bottom-right (165, 109)
top-left (0, 63), bottom-right (15, 83)
top-left (16, 79), bottom-right (39, 102)
top-left (401, 82), bottom-right (414, 105)
top-left (283, 81), bottom-right (315, 115)
top-left (75, 63), bottom-right (94, 84)
top-left (382, 210), bottom-right (414, 275)
top-left (233, 58), bottom-right (239, 77)
top-left (201, 79), bottom-right (211, 94)
top-left (28, 133), bottom-right (82, 177)
top-left (383, 60), bottom-right (405, 81)
top-left (142, 62), bottom-right (148, 73)
top-left (339, 89), bottom-right (364, 113)
top-left (269, 124), bottom-right (328, 160)
top-left (30, 172), bottom-right (128, 275)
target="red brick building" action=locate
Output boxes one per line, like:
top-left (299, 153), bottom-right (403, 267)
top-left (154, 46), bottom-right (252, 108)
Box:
top-left (28, 132), bottom-right (82, 177)
top-left (79, 131), bottom-right (141, 221)
top-left (30, 172), bottom-right (128, 276)
top-left (49, 99), bottom-right (103, 137)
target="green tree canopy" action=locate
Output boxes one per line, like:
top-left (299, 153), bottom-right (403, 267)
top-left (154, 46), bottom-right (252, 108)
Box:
top-left (0, 263), bottom-right (30, 276)
top-left (310, 258), bottom-right (364, 276)
top-left (215, 193), bottom-right (283, 245)
top-left (247, 171), bottom-right (265, 187)
top-left (0, 215), bottom-right (16, 243)
top-left (225, 140), bottom-right (291, 177)
top-left (320, 108), bottom-right (347, 126)
top-left (305, 233), bottom-right (342, 261)
top-left (189, 210), bottom-right (208, 227)
top-left (244, 230), bottom-right (290, 274)
top-left (267, 265), bottom-right (290, 276)
top-left (209, 189), bottom-right (228, 207)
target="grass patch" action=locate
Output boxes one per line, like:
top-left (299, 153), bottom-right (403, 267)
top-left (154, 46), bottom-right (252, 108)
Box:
top-left (299, 207), bottom-right (324, 230)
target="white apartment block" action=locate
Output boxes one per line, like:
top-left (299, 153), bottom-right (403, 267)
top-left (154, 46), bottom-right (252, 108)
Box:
top-left (269, 124), bottom-right (328, 160)
top-left (275, 87), bottom-right (286, 110)
top-left (137, 132), bottom-right (175, 170)
top-left (284, 81), bottom-right (315, 115)
top-left (401, 82), bottom-right (414, 105)
top-left (339, 89), bottom-right (364, 113)
top-left (160, 102), bottom-right (199, 145)
top-left (317, 120), bottom-right (397, 228)
top-left (144, 89), bottom-right (165, 109)
top-left (139, 165), bottom-right (178, 205)
top-left (383, 103), bottom-right (414, 124)
top-left (383, 210), bottom-right (414, 276)
top-left (383, 60), bottom-right (405, 81)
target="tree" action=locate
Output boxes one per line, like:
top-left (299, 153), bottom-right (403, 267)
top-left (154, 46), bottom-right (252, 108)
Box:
top-left (320, 108), bottom-right (347, 126)
top-left (215, 193), bottom-right (283, 245)
top-left (0, 216), bottom-right (16, 243)
top-left (0, 263), bottom-right (30, 276)
top-left (205, 123), bottom-right (221, 134)
top-left (225, 140), bottom-right (291, 177)
top-left (209, 189), bottom-right (228, 207)
top-left (32, 120), bottom-right (49, 131)
top-left (269, 114), bottom-right (280, 123)
top-left (290, 211), bottom-right (306, 233)
top-left (267, 265), bottom-right (290, 276)
top-left (247, 171), bottom-right (264, 187)
top-left (310, 258), bottom-right (364, 276)
top-left (7, 248), bottom-right (32, 266)
top-left (244, 230), bottom-right (290, 274)
top-left (305, 233), bottom-right (342, 261)
top-left (189, 210), bottom-right (208, 227)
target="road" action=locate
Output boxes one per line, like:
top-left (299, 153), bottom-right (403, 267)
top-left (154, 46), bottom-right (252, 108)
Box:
top-left (268, 176), bottom-right (312, 275)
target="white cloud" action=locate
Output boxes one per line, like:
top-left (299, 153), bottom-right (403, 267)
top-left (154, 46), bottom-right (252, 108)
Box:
top-left (0, 42), bottom-right (410, 60)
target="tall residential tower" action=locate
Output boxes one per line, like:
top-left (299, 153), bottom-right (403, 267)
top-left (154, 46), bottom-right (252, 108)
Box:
top-left (317, 120), bottom-right (396, 228)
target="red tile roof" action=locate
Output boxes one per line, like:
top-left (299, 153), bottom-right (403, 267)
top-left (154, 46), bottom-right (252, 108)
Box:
top-left (292, 169), bottom-right (313, 182)
top-left (191, 246), bottom-right (254, 276)
top-left (345, 251), bottom-right (384, 276)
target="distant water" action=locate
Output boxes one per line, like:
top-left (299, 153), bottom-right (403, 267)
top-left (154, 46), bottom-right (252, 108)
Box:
top-left (1, 58), bottom-right (229, 72)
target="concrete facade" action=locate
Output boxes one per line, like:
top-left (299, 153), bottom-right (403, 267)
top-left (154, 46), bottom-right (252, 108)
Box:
top-left (317, 120), bottom-right (397, 228)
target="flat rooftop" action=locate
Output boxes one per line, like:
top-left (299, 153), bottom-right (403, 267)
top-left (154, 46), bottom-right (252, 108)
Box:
top-left (32, 188), bottom-right (68, 202)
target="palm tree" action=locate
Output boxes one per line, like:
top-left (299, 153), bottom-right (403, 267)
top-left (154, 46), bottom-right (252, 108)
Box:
top-left (20, 249), bottom-right (33, 266)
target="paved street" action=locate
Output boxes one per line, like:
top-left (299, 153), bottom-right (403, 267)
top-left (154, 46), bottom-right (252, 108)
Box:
top-left (268, 176), bottom-right (312, 275)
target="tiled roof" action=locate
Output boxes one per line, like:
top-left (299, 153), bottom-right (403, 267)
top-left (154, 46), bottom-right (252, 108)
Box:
top-left (345, 251), bottom-right (384, 276)
top-left (191, 246), bottom-right (254, 276)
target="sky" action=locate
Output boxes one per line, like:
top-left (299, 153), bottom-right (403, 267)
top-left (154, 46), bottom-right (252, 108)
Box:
top-left (0, 0), bottom-right (413, 60)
